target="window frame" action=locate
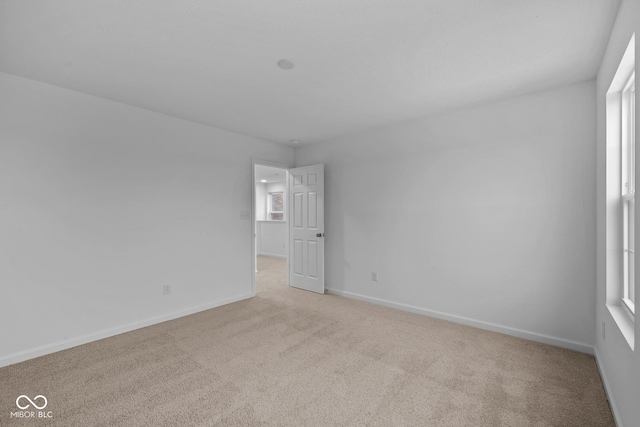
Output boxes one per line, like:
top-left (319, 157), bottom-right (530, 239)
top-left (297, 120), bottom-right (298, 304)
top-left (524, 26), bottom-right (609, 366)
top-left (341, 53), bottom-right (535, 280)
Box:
top-left (621, 70), bottom-right (636, 321)
top-left (605, 33), bottom-right (635, 349)
top-left (268, 191), bottom-right (284, 221)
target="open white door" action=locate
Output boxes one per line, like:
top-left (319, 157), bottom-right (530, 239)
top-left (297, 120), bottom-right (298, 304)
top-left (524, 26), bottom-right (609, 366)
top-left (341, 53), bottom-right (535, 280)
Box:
top-left (289, 164), bottom-right (324, 294)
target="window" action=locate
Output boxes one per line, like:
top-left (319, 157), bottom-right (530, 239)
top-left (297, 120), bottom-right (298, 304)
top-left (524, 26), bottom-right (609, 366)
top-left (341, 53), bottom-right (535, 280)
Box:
top-left (622, 70), bottom-right (636, 318)
top-left (606, 34), bottom-right (635, 348)
top-left (269, 192), bottom-right (284, 221)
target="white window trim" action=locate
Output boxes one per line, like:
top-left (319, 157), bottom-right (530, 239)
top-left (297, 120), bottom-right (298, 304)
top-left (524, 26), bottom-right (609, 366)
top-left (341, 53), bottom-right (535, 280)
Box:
top-left (605, 33), bottom-right (635, 350)
top-left (268, 191), bottom-right (285, 221)
top-left (621, 70), bottom-right (636, 321)
top-left (622, 298), bottom-right (635, 321)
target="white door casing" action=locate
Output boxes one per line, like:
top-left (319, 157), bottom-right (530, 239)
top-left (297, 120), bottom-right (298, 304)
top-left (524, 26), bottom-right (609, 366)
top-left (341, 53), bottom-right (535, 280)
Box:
top-left (289, 164), bottom-right (324, 294)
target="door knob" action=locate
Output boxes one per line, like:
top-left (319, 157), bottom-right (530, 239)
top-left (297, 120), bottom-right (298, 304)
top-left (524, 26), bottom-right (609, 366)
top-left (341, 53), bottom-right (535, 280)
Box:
top-left (316, 233), bottom-right (325, 237)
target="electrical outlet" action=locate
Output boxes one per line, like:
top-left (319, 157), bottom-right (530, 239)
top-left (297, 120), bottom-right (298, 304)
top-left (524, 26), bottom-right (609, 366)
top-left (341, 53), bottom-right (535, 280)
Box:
top-left (163, 284), bottom-right (171, 295)
top-left (602, 321), bottom-right (606, 340)
top-left (371, 272), bottom-right (378, 282)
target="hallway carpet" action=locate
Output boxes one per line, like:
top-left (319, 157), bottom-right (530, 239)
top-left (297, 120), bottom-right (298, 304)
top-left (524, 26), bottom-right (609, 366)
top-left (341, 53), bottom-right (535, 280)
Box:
top-left (0, 256), bottom-right (613, 426)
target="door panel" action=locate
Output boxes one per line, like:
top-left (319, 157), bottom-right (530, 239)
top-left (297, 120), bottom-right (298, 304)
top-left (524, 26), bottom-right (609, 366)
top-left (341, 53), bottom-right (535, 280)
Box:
top-left (289, 164), bottom-right (324, 294)
top-left (308, 241), bottom-right (318, 278)
top-left (294, 240), bottom-right (303, 275)
top-left (308, 192), bottom-right (317, 228)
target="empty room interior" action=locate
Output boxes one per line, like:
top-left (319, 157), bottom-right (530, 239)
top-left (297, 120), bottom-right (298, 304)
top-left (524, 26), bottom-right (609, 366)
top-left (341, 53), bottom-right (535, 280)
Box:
top-left (1, 1), bottom-right (639, 426)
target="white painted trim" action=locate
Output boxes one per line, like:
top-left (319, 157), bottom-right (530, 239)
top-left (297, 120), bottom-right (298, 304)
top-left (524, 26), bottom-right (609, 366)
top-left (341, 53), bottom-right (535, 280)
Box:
top-left (326, 288), bottom-right (594, 354)
top-left (0, 293), bottom-right (253, 368)
top-left (594, 346), bottom-right (623, 427)
top-left (607, 304), bottom-right (635, 350)
top-left (257, 252), bottom-right (287, 259)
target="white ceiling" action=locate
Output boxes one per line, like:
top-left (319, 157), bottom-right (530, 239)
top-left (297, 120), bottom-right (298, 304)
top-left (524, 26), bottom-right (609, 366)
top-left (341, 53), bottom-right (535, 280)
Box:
top-left (0, 0), bottom-right (621, 146)
top-left (255, 165), bottom-right (286, 184)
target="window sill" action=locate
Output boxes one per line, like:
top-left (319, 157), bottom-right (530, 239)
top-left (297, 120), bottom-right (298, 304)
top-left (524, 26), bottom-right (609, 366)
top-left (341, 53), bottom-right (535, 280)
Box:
top-left (607, 304), bottom-right (635, 350)
top-left (622, 298), bottom-right (635, 321)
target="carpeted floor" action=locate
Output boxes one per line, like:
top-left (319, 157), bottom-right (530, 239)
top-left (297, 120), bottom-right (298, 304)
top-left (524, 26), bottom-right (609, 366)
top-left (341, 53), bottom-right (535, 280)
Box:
top-left (0, 256), bottom-right (614, 426)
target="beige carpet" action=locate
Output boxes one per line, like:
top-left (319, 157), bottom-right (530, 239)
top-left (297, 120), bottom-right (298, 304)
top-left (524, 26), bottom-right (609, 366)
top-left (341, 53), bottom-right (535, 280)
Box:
top-left (0, 256), bottom-right (614, 426)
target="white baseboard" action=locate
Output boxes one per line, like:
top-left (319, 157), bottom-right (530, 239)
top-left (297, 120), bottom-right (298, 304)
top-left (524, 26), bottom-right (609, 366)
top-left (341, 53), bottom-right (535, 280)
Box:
top-left (594, 346), bottom-right (623, 427)
top-left (257, 252), bottom-right (286, 259)
top-left (326, 288), bottom-right (594, 354)
top-left (0, 293), bottom-right (253, 368)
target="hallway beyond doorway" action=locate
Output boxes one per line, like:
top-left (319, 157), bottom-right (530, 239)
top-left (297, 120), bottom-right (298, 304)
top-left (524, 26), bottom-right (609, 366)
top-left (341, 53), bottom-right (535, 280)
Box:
top-left (256, 255), bottom-right (287, 294)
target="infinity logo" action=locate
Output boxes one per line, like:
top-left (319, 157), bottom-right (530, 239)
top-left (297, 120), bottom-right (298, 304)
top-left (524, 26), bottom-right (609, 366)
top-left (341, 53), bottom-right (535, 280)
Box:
top-left (16, 395), bottom-right (47, 410)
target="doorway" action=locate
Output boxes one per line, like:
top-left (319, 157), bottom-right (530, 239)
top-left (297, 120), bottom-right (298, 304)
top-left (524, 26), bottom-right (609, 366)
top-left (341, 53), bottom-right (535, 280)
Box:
top-left (253, 162), bottom-right (289, 295)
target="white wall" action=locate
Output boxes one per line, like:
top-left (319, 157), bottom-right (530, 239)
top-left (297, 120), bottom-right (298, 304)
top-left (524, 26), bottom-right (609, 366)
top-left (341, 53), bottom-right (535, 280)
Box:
top-left (257, 181), bottom-right (287, 257)
top-left (0, 72), bottom-right (294, 366)
top-left (295, 81), bottom-right (596, 352)
top-left (257, 222), bottom-right (287, 258)
top-left (255, 182), bottom-right (267, 221)
top-left (266, 182), bottom-right (286, 193)
top-left (595, 1), bottom-right (640, 426)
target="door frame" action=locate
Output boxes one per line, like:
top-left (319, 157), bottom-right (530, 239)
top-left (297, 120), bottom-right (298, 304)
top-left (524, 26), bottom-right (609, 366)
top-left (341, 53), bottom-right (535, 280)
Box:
top-left (251, 158), bottom-right (292, 296)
